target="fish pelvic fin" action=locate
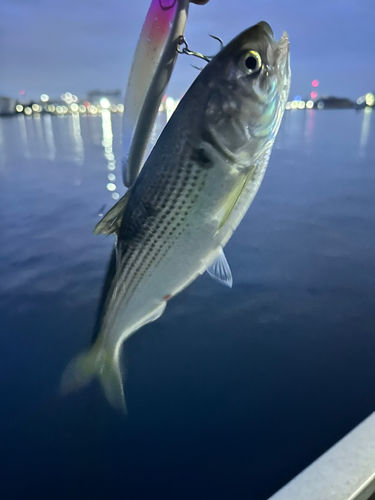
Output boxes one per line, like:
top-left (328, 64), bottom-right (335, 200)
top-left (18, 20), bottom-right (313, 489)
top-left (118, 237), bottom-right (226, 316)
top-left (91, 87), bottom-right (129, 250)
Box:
top-left (61, 345), bottom-right (127, 413)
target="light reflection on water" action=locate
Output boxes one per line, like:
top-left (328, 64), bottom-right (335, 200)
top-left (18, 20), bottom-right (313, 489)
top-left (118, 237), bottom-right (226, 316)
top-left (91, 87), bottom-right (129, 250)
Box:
top-left (42, 114), bottom-right (56, 161)
top-left (0, 118), bottom-right (5, 167)
top-left (359, 107), bottom-right (372, 156)
top-left (304, 109), bottom-right (316, 150)
top-left (101, 108), bottom-right (120, 200)
top-left (18, 114), bottom-right (31, 159)
top-left (69, 113), bottom-right (84, 165)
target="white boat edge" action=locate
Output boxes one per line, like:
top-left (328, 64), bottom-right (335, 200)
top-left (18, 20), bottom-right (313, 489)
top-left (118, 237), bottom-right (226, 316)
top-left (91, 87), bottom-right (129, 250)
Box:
top-left (268, 411), bottom-right (375, 500)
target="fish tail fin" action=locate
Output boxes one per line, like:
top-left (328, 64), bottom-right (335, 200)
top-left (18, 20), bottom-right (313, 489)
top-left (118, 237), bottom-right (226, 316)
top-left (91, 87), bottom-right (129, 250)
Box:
top-left (61, 345), bottom-right (126, 412)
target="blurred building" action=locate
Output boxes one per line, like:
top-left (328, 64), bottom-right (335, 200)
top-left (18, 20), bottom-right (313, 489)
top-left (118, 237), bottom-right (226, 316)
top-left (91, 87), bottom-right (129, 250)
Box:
top-left (314, 96), bottom-right (355, 109)
top-left (86, 89), bottom-right (122, 103)
top-left (0, 96), bottom-right (16, 116)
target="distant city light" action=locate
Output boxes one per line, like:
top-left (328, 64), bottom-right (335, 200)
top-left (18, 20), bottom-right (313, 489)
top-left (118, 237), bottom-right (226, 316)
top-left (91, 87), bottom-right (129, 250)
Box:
top-left (107, 183), bottom-right (116, 191)
top-left (16, 104), bottom-right (23, 112)
top-left (79, 105), bottom-right (86, 113)
top-left (108, 173), bottom-right (116, 181)
top-left (62, 105), bottom-right (68, 114)
top-left (112, 193), bottom-right (120, 200)
top-left (65, 92), bottom-right (72, 100)
top-left (312, 80), bottom-right (319, 87)
top-left (165, 96), bottom-right (176, 121)
top-left (56, 106), bottom-right (63, 114)
top-left (48, 105), bottom-right (56, 112)
top-left (71, 95), bottom-right (78, 103)
top-left (291, 101), bottom-right (299, 109)
top-left (24, 107), bottom-right (32, 115)
top-left (83, 101), bottom-right (90, 108)
top-left (32, 103), bottom-right (41, 112)
top-left (317, 102), bottom-right (324, 109)
top-left (293, 95), bottom-right (302, 101)
top-left (285, 102), bottom-right (291, 110)
top-left (306, 100), bottom-right (314, 109)
top-left (19, 89), bottom-right (26, 96)
top-left (100, 98), bottom-right (110, 109)
top-left (70, 103), bottom-right (79, 112)
top-left (40, 94), bottom-right (49, 102)
top-left (117, 104), bottom-right (124, 113)
top-left (166, 96), bottom-right (175, 108)
top-left (298, 101), bottom-right (306, 109)
top-left (365, 93), bottom-right (375, 106)
top-left (89, 105), bottom-right (98, 114)
top-left (310, 91), bottom-right (318, 99)
top-left (109, 105), bottom-right (118, 113)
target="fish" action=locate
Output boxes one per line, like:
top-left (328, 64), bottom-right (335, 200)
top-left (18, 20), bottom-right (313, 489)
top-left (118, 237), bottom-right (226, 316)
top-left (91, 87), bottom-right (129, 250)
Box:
top-left (61, 21), bottom-right (291, 411)
top-left (122, 0), bottom-right (190, 188)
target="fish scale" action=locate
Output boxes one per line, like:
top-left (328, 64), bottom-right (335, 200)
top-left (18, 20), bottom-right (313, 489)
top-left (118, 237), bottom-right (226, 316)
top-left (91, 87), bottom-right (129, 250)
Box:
top-left (114, 158), bottom-right (209, 311)
top-left (61, 21), bottom-right (291, 411)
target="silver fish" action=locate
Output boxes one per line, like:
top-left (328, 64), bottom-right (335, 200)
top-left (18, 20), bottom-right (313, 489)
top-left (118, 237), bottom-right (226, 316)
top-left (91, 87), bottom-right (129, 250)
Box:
top-left (62, 21), bottom-right (291, 411)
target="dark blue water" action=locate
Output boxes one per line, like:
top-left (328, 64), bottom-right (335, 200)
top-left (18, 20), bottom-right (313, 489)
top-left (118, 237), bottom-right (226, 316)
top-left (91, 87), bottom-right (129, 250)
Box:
top-left (1, 109), bottom-right (375, 499)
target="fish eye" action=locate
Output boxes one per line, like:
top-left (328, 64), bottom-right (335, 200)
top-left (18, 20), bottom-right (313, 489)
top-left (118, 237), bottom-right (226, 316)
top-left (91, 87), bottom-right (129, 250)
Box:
top-left (241, 50), bottom-right (262, 75)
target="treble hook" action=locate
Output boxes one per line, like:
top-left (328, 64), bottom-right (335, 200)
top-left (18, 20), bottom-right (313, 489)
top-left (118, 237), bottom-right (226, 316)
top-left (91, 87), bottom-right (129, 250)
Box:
top-left (177, 36), bottom-right (211, 62)
top-left (209, 34), bottom-right (224, 50)
top-left (177, 34), bottom-right (224, 63)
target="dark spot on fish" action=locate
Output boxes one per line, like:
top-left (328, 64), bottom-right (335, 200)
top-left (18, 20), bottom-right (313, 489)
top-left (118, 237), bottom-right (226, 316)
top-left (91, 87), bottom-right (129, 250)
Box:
top-left (143, 201), bottom-right (159, 217)
top-left (191, 148), bottom-right (213, 168)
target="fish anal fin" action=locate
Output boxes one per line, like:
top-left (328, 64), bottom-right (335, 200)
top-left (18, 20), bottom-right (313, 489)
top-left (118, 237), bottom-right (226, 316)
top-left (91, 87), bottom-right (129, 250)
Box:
top-left (207, 247), bottom-right (233, 288)
top-left (94, 190), bottom-right (131, 236)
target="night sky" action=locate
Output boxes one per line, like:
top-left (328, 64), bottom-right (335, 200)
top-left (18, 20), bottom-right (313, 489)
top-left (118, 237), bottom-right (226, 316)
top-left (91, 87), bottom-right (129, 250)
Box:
top-left (1, 0), bottom-right (374, 101)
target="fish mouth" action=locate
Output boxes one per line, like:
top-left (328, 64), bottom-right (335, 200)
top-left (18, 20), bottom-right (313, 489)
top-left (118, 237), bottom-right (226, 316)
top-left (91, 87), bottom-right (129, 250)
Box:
top-left (278, 31), bottom-right (289, 55)
top-left (273, 30), bottom-right (290, 74)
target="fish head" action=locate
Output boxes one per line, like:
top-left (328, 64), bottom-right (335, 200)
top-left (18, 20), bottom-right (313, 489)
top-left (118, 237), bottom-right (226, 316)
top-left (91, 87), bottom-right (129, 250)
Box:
top-left (202, 21), bottom-right (290, 164)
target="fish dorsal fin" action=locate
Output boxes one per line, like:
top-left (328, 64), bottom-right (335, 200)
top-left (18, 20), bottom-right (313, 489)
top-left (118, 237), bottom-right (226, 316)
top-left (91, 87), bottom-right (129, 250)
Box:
top-left (94, 190), bottom-right (131, 236)
top-left (207, 247), bottom-right (233, 288)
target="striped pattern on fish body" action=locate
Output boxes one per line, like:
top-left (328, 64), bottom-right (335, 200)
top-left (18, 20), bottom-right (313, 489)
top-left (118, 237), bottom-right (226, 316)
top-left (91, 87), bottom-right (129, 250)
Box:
top-left (62, 21), bottom-right (291, 411)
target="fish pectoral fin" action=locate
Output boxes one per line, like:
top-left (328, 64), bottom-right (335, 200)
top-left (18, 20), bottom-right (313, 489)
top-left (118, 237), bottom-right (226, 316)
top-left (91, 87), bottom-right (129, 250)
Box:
top-left (61, 344), bottom-right (127, 412)
top-left (215, 172), bottom-right (249, 233)
top-left (94, 189), bottom-right (131, 236)
top-left (206, 247), bottom-right (233, 288)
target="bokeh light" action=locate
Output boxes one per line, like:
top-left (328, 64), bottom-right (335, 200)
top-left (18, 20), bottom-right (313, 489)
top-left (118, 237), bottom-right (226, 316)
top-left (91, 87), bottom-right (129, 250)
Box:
top-left (100, 98), bottom-right (110, 109)
top-left (365, 93), bottom-right (375, 106)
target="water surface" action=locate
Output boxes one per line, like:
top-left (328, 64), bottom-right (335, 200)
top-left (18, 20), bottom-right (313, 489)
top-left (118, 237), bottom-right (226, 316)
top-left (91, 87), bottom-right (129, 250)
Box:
top-left (1, 109), bottom-right (375, 499)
